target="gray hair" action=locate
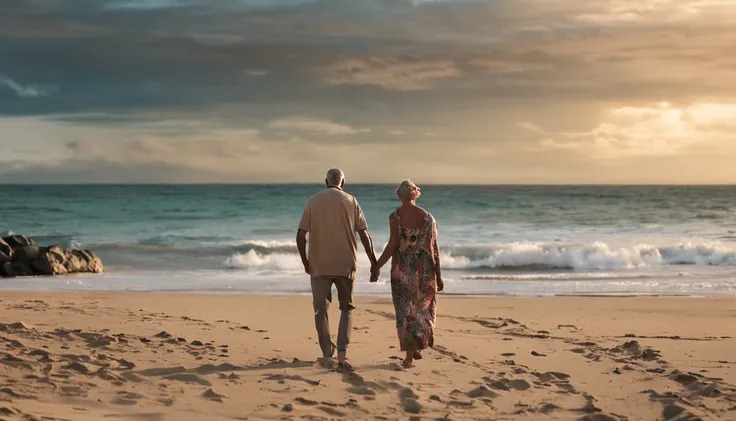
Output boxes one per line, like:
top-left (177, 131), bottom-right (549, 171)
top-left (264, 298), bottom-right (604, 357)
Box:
top-left (325, 168), bottom-right (345, 186)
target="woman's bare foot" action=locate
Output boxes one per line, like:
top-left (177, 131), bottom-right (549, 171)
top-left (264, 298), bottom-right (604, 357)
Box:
top-left (402, 351), bottom-right (414, 368)
top-left (413, 350), bottom-right (423, 360)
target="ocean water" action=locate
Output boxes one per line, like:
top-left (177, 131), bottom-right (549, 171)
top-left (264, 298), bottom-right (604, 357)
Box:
top-left (1, 184), bottom-right (736, 296)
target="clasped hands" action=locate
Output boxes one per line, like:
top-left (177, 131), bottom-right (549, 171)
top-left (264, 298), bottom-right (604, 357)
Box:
top-left (369, 260), bottom-right (444, 291)
top-left (369, 259), bottom-right (380, 283)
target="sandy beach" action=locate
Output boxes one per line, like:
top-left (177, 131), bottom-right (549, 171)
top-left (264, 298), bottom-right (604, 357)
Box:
top-left (0, 292), bottom-right (733, 420)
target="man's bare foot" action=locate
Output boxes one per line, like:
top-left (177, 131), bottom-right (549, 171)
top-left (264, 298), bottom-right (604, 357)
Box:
top-left (337, 352), bottom-right (354, 371)
top-left (317, 357), bottom-right (334, 369)
top-left (338, 360), bottom-right (354, 371)
top-left (413, 350), bottom-right (423, 360)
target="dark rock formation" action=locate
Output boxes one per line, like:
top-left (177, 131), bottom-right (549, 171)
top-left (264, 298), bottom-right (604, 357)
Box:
top-left (13, 246), bottom-right (41, 263)
top-left (2, 235), bottom-right (34, 249)
top-left (0, 235), bottom-right (103, 278)
top-left (0, 251), bottom-right (9, 266)
top-left (32, 245), bottom-right (69, 276)
top-left (0, 238), bottom-right (12, 260)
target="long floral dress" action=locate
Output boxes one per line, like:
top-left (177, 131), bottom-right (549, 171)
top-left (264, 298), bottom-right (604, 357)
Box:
top-left (390, 210), bottom-right (439, 351)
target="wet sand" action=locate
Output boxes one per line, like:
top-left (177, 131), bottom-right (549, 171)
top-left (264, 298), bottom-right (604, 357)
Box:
top-left (0, 292), bottom-right (733, 420)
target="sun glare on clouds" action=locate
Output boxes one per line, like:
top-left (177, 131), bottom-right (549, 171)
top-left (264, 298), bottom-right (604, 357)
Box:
top-left (527, 102), bottom-right (736, 158)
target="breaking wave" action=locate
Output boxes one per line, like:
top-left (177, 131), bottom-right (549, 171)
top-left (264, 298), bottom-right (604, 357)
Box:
top-left (224, 240), bottom-right (736, 272)
top-left (9, 232), bottom-right (736, 272)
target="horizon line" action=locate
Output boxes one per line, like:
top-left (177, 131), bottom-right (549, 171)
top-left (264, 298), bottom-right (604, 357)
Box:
top-left (1, 183), bottom-right (736, 187)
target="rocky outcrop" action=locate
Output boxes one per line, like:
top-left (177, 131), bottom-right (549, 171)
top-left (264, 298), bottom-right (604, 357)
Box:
top-left (0, 238), bottom-right (13, 262)
top-left (0, 235), bottom-right (104, 278)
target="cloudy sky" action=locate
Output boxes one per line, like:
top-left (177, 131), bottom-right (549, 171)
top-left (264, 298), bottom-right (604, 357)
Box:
top-left (1, 0), bottom-right (735, 184)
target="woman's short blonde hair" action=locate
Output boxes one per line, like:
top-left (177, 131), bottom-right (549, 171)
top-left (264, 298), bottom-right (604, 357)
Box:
top-left (396, 179), bottom-right (421, 200)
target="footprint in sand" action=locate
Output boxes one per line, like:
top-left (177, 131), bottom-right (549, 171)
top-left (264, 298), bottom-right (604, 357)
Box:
top-left (0, 387), bottom-right (36, 400)
top-left (294, 397), bottom-right (319, 406)
top-left (660, 403), bottom-right (703, 421)
top-left (98, 368), bottom-right (127, 385)
top-left (121, 372), bottom-right (145, 383)
top-left (318, 406), bottom-right (347, 417)
top-left (116, 359), bottom-right (136, 370)
top-left (0, 322), bottom-right (32, 333)
top-left (263, 374), bottom-right (320, 386)
top-left (465, 386), bottom-right (500, 399)
top-left (1, 353), bottom-right (35, 370)
top-left (136, 367), bottom-right (187, 377)
top-left (535, 372), bottom-right (571, 382)
top-left (217, 373), bottom-right (239, 381)
top-left (399, 388), bottom-right (419, 399)
top-left (574, 402), bottom-right (603, 414)
top-left (163, 373), bottom-right (211, 386)
top-left (447, 399), bottom-right (474, 408)
top-left (668, 370), bottom-right (699, 387)
top-left (201, 388), bottom-right (225, 403)
top-left (399, 396), bottom-right (422, 414)
top-left (1, 337), bottom-right (26, 350)
top-left (0, 406), bottom-right (19, 416)
top-left (609, 340), bottom-right (661, 362)
top-left (348, 385), bottom-right (376, 396)
top-left (60, 385), bottom-right (87, 397)
top-left (486, 377), bottom-right (531, 391)
top-left (61, 362), bottom-right (96, 375)
top-left (112, 391), bottom-right (144, 406)
top-left (577, 414), bottom-right (621, 421)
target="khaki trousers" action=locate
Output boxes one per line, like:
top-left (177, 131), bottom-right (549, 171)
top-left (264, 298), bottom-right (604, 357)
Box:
top-left (310, 276), bottom-right (355, 358)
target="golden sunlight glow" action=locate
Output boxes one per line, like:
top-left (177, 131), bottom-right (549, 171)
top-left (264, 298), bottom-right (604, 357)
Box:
top-left (528, 102), bottom-right (736, 158)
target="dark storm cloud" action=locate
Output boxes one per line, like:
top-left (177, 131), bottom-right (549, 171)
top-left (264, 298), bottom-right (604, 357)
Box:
top-left (3, 0), bottom-right (731, 118)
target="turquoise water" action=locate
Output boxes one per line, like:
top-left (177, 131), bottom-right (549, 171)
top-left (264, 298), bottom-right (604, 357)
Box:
top-left (2, 185), bottom-right (736, 295)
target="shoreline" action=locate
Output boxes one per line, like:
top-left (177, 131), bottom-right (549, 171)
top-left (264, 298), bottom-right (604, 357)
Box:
top-left (0, 286), bottom-right (731, 298)
top-left (2, 264), bottom-right (735, 297)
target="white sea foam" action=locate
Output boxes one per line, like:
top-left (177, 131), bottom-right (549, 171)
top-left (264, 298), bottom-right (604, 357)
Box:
top-left (223, 240), bottom-right (736, 272)
top-left (658, 241), bottom-right (736, 266)
top-left (225, 250), bottom-right (302, 271)
top-left (441, 241), bottom-right (736, 270)
top-left (237, 239), bottom-right (296, 248)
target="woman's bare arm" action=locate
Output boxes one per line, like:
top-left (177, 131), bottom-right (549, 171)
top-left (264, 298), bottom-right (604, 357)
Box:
top-left (375, 215), bottom-right (400, 270)
top-left (432, 219), bottom-right (444, 291)
top-left (433, 239), bottom-right (442, 277)
top-left (433, 238), bottom-right (444, 291)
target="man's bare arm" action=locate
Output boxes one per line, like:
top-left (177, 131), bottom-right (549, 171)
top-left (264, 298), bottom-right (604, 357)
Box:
top-left (296, 229), bottom-right (310, 274)
top-left (358, 229), bottom-right (377, 265)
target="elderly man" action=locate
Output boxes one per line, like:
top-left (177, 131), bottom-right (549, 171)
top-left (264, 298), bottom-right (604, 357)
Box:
top-left (296, 168), bottom-right (376, 368)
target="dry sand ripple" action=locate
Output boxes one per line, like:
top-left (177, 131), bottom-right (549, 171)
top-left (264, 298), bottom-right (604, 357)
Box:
top-left (0, 293), bottom-right (732, 420)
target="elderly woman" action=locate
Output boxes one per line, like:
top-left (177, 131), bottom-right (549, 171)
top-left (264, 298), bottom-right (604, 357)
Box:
top-left (371, 180), bottom-right (444, 368)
